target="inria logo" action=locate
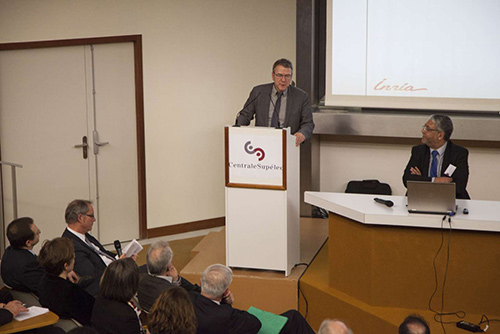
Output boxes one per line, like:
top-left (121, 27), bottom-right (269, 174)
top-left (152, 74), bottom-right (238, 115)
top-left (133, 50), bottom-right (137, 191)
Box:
top-left (244, 141), bottom-right (265, 161)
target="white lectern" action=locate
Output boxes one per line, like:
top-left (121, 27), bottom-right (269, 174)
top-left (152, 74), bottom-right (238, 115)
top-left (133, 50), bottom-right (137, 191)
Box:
top-left (224, 126), bottom-right (300, 276)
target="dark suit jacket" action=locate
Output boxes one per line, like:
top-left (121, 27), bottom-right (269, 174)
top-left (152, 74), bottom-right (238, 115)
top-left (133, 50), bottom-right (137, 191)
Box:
top-left (0, 290), bottom-right (14, 326)
top-left (137, 273), bottom-right (200, 312)
top-left (38, 273), bottom-right (95, 326)
top-left (402, 140), bottom-right (470, 199)
top-left (1, 246), bottom-right (45, 295)
top-left (190, 292), bottom-right (261, 334)
top-left (236, 83), bottom-right (315, 140)
top-left (91, 297), bottom-right (142, 334)
top-left (62, 228), bottom-right (115, 296)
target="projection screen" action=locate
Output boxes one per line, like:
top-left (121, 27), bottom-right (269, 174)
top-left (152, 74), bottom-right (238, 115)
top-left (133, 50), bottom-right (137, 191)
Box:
top-left (326, 0), bottom-right (500, 112)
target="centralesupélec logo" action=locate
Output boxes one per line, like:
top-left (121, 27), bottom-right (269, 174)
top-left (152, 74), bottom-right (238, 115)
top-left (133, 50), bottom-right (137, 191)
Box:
top-left (244, 141), bottom-right (265, 161)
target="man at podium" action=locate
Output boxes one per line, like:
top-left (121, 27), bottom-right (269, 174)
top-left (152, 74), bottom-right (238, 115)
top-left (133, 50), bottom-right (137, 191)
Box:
top-left (236, 58), bottom-right (314, 146)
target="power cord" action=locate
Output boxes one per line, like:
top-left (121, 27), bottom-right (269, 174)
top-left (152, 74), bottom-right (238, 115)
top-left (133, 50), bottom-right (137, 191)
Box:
top-left (296, 237), bottom-right (329, 320)
top-left (428, 215), bottom-right (465, 334)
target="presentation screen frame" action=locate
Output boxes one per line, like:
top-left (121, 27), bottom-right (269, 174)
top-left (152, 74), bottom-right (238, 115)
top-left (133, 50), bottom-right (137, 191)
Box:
top-left (325, 0), bottom-right (500, 113)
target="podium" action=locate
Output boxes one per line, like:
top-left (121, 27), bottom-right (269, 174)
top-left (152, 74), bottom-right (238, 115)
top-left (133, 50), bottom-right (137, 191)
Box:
top-left (224, 126), bottom-right (300, 276)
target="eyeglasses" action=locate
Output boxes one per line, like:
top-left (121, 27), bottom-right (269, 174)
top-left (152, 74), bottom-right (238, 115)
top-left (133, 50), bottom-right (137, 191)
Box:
top-left (274, 73), bottom-right (292, 80)
top-left (84, 213), bottom-right (95, 219)
top-left (422, 125), bottom-right (439, 132)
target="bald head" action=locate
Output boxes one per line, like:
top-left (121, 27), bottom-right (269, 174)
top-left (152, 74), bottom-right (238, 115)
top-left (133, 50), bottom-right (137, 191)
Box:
top-left (399, 315), bottom-right (430, 334)
top-left (318, 319), bottom-right (352, 334)
top-left (146, 240), bottom-right (173, 275)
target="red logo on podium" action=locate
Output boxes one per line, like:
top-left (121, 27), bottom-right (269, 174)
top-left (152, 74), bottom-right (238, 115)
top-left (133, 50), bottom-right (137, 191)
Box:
top-left (244, 141), bottom-right (265, 161)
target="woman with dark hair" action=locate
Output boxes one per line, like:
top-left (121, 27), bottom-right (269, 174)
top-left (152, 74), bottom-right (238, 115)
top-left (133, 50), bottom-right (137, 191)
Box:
top-left (38, 237), bottom-right (95, 326)
top-left (148, 286), bottom-right (196, 334)
top-left (91, 258), bottom-right (144, 334)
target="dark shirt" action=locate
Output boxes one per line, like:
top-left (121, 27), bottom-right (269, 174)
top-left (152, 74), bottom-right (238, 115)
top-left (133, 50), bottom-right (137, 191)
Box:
top-left (0, 290), bottom-right (14, 326)
top-left (38, 273), bottom-right (95, 326)
top-left (91, 297), bottom-right (142, 334)
top-left (137, 273), bottom-right (200, 312)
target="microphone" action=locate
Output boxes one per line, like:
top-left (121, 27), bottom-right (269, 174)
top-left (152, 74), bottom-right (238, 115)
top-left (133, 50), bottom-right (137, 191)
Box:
top-left (114, 240), bottom-right (122, 257)
top-left (234, 91), bottom-right (262, 126)
top-left (374, 197), bottom-right (394, 208)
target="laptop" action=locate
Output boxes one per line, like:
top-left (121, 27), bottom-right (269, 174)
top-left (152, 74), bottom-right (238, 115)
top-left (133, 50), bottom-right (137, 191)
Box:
top-left (407, 181), bottom-right (456, 215)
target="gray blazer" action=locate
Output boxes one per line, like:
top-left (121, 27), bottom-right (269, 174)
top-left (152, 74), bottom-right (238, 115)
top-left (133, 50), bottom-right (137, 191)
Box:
top-left (236, 83), bottom-right (314, 140)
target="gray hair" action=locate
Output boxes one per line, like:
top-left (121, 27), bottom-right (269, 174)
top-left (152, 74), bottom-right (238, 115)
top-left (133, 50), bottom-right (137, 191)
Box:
top-left (65, 199), bottom-right (92, 224)
top-left (201, 264), bottom-right (233, 298)
top-left (146, 240), bottom-right (173, 275)
top-left (318, 319), bottom-right (353, 334)
top-left (429, 114), bottom-right (453, 141)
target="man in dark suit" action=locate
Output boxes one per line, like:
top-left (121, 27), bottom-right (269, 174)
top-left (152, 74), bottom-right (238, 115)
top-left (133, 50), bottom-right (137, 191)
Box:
top-left (62, 199), bottom-right (118, 296)
top-left (137, 240), bottom-right (200, 311)
top-left (403, 114), bottom-right (470, 199)
top-left (1, 217), bottom-right (80, 297)
top-left (1, 217), bottom-right (44, 295)
top-left (236, 58), bottom-right (314, 146)
top-left (191, 264), bottom-right (315, 334)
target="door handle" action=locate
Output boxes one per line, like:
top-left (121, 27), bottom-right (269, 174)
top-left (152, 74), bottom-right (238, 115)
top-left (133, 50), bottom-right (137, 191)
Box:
top-left (74, 136), bottom-right (88, 159)
top-left (93, 130), bottom-right (109, 155)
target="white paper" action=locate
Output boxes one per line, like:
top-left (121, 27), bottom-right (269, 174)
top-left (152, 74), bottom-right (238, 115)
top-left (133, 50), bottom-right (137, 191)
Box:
top-left (444, 164), bottom-right (457, 177)
top-left (122, 239), bottom-right (143, 257)
top-left (14, 306), bottom-right (49, 321)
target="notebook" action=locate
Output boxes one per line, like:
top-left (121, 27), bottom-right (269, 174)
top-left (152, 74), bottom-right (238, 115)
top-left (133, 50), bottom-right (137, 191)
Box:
top-left (407, 181), bottom-right (456, 215)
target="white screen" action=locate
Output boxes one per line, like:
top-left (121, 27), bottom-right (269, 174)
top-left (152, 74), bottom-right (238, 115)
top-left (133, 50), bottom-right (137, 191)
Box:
top-left (326, 0), bottom-right (500, 111)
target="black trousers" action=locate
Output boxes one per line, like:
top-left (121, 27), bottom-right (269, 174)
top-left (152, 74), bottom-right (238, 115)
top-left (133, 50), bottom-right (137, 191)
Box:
top-left (279, 310), bottom-right (315, 334)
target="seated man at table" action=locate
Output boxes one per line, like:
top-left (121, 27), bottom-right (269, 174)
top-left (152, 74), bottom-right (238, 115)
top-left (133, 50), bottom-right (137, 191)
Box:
top-left (402, 114), bottom-right (470, 199)
top-left (137, 240), bottom-right (200, 312)
top-left (190, 264), bottom-right (315, 334)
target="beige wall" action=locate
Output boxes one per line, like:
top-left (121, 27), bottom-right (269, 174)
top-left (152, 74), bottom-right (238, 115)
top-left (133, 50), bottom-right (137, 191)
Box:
top-left (0, 0), bottom-right (296, 229)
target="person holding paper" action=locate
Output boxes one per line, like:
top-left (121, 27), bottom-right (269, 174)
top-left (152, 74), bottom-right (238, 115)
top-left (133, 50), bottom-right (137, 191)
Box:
top-left (235, 58), bottom-right (315, 147)
top-left (190, 264), bottom-right (315, 334)
top-left (402, 114), bottom-right (470, 199)
top-left (62, 199), bottom-right (137, 296)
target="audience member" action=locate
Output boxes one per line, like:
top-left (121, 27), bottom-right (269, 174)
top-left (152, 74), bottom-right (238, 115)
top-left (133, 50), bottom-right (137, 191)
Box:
top-left (38, 237), bottom-right (95, 326)
top-left (91, 258), bottom-right (144, 334)
top-left (402, 114), bottom-right (470, 199)
top-left (0, 289), bottom-right (28, 326)
top-left (62, 199), bottom-right (131, 296)
top-left (318, 319), bottom-right (352, 334)
top-left (148, 286), bottom-right (197, 334)
top-left (398, 314), bottom-right (430, 334)
top-left (138, 240), bottom-right (200, 312)
top-left (190, 264), bottom-right (315, 334)
top-left (1, 217), bottom-right (45, 294)
top-left (0, 290), bottom-right (64, 333)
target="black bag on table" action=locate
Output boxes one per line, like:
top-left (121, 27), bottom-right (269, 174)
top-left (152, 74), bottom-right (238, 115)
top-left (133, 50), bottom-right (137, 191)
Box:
top-left (345, 179), bottom-right (392, 195)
